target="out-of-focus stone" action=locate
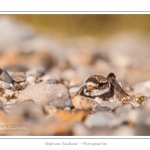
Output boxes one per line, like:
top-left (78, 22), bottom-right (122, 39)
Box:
top-left (111, 125), bottom-right (135, 136)
top-left (0, 69), bottom-right (13, 84)
top-left (26, 76), bottom-right (36, 85)
top-left (11, 72), bottom-right (26, 82)
top-left (72, 95), bottom-right (95, 110)
top-left (5, 100), bottom-right (44, 121)
top-left (0, 97), bottom-right (7, 105)
top-left (95, 102), bottom-right (122, 111)
top-left (0, 81), bottom-right (11, 89)
top-left (43, 105), bottom-right (58, 116)
top-left (129, 100), bottom-right (140, 108)
top-left (84, 112), bottom-right (122, 128)
top-left (17, 82), bottom-right (72, 108)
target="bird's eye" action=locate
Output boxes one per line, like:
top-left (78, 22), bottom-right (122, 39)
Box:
top-left (99, 83), bottom-right (104, 86)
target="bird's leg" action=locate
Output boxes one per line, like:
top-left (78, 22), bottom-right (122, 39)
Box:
top-left (107, 73), bottom-right (131, 104)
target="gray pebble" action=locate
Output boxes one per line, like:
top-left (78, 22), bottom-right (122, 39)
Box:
top-left (0, 69), bottom-right (13, 83)
top-left (84, 112), bottom-right (123, 128)
top-left (17, 83), bottom-right (72, 108)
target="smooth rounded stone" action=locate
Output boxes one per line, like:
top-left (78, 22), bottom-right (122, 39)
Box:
top-left (11, 72), bottom-right (26, 82)
top-left (4, 89), bottom-right (15, 97)
top-left (135, 124), bottom-right (150, 136)
top-left (0, 97), bottom-right (7, 105)
top-left (48, 98), bottom-right (72, 109)
top-left (129, 100), bottom-right (140, 108)
top-left (64, 107), bottom-right (71, 111)
top-left (84, 112), bottom-right (123, 128)
top-left (72, 122), bottom-right (89, 136)
top-left (142, 98), bottom-right (150, 110)
top-left (124, 109), bottom-right (140, 125)
top-left (7, 99), bottom-right (17, 105)
top-left (26, 66), bottom-right (46, 77)
top-left (2, 94), bottom-right (10, 99)
top-left (0, 101), bottom-right (4, 110)
top-left (19, 82), bottom-right (28, 89)
top-left (111, 126), bottom-right (135, 136)
top-left (17, 83), bottom-right (72, 108)
top-left (92, 105), bottom-right (110, 112)
top-left (127, 80), bottom-right (150, 97)
top-left (99, 102), bottom-right (122, 111)
top-left (0, 69), bottom-right (13, 84)
top-left (5, 100), bottom-right (44, 121)
top-left (69, 86), bottom-right (81, 95)
top-left (43, 105), bottom-right (58, 116)
top-left (115, 103), bottom-right (134, 115)
top-left (72, 95), bottom-right (96, 110)
top-left (0, 81), bottom-right (11, 89)
top-left (26, 76), bottom-right (36, 85)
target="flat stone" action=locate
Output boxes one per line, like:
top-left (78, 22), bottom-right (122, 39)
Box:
top-left (17, 82), bottom-right (72, 108)
top-left (84, 112), bottom-right (122, 128)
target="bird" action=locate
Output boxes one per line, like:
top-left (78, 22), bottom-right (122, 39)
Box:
top-left (75, 73), bottom-right (131, 104)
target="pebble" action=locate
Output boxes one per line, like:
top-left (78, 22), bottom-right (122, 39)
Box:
top-left (111, 126), bottom-right (135, 136)
top-left (5, 100), bottom-right (44, 121)
top-left (49, 98), bottom-right (72, 109)
top-left (0, 81), bottom-right (11, 89)
top-left (4, 89), bottom-right (14, 97)
top-left (129, 100), bottom-right (140, 108)
top-left (0, 69), bottom-right (13, 84)
top-left (11, 72), bottom-right (26, 82)
top-left (115, 103), bottom-right (134, 115)
top-left (72, 95), bottom-right (96, 110)
top-left (142, 98), bottom-right (150, 110)
top-left (84, 112), bottom-right (122, 128)
top-left (43, 105), bottom-right (58, 116)
top-left (17, 82), bottom-right (72, 108)
top-left (0, 97), bottom-right (7, 105)
top-left (26, 76), bottom-right (36, 84)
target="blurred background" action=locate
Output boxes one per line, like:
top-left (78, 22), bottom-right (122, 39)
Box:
top-left (0, 14), bottom-right (150, 86)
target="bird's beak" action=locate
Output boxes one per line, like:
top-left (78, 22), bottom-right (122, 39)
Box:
top-left (87, 85), bottom-right (93, 91)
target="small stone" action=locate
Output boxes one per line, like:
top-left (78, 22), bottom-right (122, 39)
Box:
top-left (0, 69), bottom-right (13, 84)
top-left (0, 81), bottom-right (11, 89)
top-left (129, 100), bottom-right (140, 108)
top-left (115, 103), bottom-right (134, 115)
top-left (11, 72), bottom-right (26, 82)
top-left (0, 97), bottom-right (7, 105)
top-left (111, 126), bottom-right (135, 136)
top-left (84, 112), bottom-right (122, 128)
top-left (7, 99), bottom-right (17, 105)
top-left (142, 98), bottom-right (150, 110)
top-left (26, 76), bottom-right (36, 85)
top-left (64, 107), bottom-right (71, 111)
top-left (5, 100), bottom-right (44, 121)
top-left (17, 83), bottom-right (72, 108)
top-left (4, 89), bottom-right (14, 97)
top-left (43, 105), bottom-right (58, 116)
top-left (72, 95), bottom-right (96, 110)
